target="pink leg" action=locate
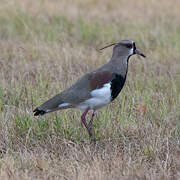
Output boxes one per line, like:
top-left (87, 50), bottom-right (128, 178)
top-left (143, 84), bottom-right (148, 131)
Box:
top-left (88, 110), bottom-right (96, 131)
top-left (81, 107), bottom-right (93, 137)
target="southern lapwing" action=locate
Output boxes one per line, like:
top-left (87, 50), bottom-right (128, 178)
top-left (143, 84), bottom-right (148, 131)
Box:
top-left (33, 40), bottom-right (145, 141)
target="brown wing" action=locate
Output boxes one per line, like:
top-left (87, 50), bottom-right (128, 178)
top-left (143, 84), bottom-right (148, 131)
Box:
top-left (89, 71), bottom-right (112, 90)
top-left (33, 71), bottom-right (113, 115)
top-left (62, 71), bottom-right (113, 104)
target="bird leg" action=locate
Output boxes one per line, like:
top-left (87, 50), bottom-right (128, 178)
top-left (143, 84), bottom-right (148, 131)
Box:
top-left (81, 107), bottom-right (93, 138)
top-left (88, 110), bottom-right (96, 132)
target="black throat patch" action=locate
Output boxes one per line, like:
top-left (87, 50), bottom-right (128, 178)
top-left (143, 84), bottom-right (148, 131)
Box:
top-left (110, 73), bottom-right (126, 101)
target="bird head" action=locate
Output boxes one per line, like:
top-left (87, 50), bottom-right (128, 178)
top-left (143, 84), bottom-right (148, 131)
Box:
top-left (100, 40), bottom-right (146, 58)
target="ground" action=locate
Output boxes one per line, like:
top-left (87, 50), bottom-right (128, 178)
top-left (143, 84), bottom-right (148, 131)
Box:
top-left (0, 0), bottom-right (180, 179)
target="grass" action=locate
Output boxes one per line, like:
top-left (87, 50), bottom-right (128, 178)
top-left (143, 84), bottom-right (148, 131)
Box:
top-left (0, 0), bottom-right (180, 179)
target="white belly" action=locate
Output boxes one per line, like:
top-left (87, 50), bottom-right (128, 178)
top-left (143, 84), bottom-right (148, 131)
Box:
top-left (77, 83), bottom-right (111, 110)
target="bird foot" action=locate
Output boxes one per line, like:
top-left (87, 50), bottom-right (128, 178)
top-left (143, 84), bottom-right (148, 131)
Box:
top-left (90, 136), bottom-right (96, 144)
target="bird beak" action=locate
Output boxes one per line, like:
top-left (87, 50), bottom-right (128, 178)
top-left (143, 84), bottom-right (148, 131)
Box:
top-left (134, 49), bottom-right (146, 58)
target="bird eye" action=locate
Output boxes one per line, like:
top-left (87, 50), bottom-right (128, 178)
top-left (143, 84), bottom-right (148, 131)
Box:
top-left (126, 44), bottom-right (132, 48)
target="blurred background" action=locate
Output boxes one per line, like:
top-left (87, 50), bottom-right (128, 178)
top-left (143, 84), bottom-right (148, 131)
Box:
top-left (0, 0), bottom-right (180, 179)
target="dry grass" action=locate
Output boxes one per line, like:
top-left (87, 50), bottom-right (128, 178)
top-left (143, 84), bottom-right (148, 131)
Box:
top-left (0, 0), bottom-right (180, 179)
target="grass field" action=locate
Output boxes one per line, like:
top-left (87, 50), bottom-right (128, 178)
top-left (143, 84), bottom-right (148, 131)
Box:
top-left (0, 0), bottom-right (180, 179)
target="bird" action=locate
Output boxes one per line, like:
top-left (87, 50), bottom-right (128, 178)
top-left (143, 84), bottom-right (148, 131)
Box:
top-left (33, 40), bottom-right (146, 142)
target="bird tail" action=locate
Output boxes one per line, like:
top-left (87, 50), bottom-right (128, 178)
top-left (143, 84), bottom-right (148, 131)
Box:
top-left (33, 93), bottom-right (72, 116)
top-left (33, 108), bottom-right (46, 116)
